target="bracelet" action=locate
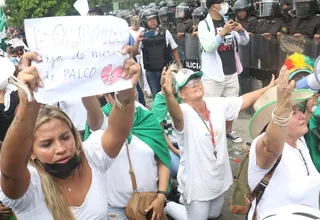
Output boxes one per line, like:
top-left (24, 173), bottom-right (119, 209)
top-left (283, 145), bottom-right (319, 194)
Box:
top-left (157, 190), bottom-right (168, 197)
top-left (114, 91), bottom-right (132, 111)
top-left (271, 108), bottom-right (293, 127)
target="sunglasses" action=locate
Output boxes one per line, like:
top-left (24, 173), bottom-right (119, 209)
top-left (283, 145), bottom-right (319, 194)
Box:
top-left (184, 77), bottom-right (201, 88)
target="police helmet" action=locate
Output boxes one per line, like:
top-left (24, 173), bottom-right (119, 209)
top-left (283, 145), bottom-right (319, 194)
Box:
top-left (159, 1), bottom-right (167, 7)
top-left (176, 2), bottom-right (193, 19)
top-left (142, 8), bottom-right (160, 28)
top-left (159, 6), bottom-right (172, 24)
top-left (192, 6), bottom-right (208, 26)
top-left (259, 0), bottom-right (280, 17)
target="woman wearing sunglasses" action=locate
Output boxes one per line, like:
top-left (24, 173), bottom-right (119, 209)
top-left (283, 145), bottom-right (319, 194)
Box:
top-left (162, 66), bottom-right (274, 220)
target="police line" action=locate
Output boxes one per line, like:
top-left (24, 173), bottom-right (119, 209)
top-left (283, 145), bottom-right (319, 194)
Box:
top-left (184, 33), bottom-right (320, 80)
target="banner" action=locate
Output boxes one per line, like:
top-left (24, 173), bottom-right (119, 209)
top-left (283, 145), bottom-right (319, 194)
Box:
top-left (24, 16), bottom-right (131, 103)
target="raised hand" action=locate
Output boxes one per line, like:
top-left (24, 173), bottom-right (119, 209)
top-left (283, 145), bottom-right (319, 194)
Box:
top-left (161, 67), bottom-right (175, 96)
top-left (17, 52), bottom-right (43, 104)
top-left (121, 46), bottom-right (141, 88)
top-left (275, 66), bottom-right (295, 113)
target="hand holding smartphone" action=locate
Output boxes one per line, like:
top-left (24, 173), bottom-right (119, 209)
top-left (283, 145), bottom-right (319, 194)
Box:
top-left (143, 30), bottom-right (155, 38)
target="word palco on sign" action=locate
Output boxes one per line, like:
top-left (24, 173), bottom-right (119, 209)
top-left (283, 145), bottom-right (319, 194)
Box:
top-left (24, 16), bottom-right (132, 103)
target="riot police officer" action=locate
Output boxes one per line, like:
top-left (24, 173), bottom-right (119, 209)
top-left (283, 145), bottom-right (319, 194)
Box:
top-left (133, 8), bottom-right (182, 98)
top-left (167, 0), bottom-right (178, 22)
top-left (233, 0), bottom-right (255, 30)
top-left (233, 0), bottom-right (256, 95)
top-left (192, 6), bottom-right (208, 35)
top-left (176, 2), bottom-right (194, 67)
top-left (183, 6), bottom-right (208, 71)
top-left (248, 0), bottom-right (286, 86)
top-left (289, 0), bottom-right (320, 39)
top-left (159, 6), bottom-right (178, 34)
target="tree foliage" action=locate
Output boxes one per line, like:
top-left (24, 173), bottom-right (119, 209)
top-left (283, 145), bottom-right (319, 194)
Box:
top-left (4, 0), bottom-right (115, 28)
top-left (5, 0), bottom-right (76, 28)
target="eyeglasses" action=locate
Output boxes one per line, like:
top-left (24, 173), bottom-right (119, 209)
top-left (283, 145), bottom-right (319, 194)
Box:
top-left (184, 77), bottom-right (201, 88)
top-left (298, 149), bottom-right (310, 176)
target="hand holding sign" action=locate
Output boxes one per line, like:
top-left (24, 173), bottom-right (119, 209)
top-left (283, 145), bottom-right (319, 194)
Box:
top-left (17, 52), bottom-right (44, 104)
top-left (121, 45), bottom-right (140, 87)
top-left (24, 16), bottom-right (132, 103)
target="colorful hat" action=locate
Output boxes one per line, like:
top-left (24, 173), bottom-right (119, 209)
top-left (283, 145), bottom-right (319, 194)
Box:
top-left (284, 53), bottom-right (315, 80)
top-left (249, 86), bottom-right (314, 139)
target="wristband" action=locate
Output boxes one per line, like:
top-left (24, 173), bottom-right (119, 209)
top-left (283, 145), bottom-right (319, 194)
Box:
top-left (157, 190), bottom-right (168, 197)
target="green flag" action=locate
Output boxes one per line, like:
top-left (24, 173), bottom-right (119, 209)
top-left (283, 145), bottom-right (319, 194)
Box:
top-left (0, 7), bottom-right (7, 51)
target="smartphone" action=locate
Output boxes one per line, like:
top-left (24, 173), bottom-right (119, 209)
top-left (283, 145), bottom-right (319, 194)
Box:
top-left (225, 12), bottom-right (236, 22)
top-left (144, 30), bottom-right (155, 38)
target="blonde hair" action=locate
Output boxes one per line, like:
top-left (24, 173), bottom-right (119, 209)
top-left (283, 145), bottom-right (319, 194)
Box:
top-left (29, 106), bottom-right (83, 220)
top-left (168, 62), bottom-right (179, 76)
top-left (131, 15), bottom-right (141, 25)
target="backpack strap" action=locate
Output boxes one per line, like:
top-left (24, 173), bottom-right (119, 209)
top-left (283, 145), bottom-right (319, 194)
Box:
top-left (249, 155), bottom-right (282, 220)
top-left (204, 19), bottom-right (210, 32)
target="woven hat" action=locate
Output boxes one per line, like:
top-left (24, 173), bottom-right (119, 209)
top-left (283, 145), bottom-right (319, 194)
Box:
top-left (249, 86), bottom-right (314, 139)
top-left (284, 53), bottom-right (315, 80)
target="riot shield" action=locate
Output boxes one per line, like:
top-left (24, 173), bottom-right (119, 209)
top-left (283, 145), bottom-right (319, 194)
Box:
top-left (184, 33), bottom-right (202, 71)
top-left (278, 34), bottom-right (320, 64)
top-left (238, 38), bottom-right (250, 77)
top-left (249, 34), bottom-right (280, 81)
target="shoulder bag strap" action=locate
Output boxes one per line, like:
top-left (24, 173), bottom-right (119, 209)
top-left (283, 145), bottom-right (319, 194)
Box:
top-left (249, 155), bottom-right (282, 220)
top-left (125, 141), bottom-right (138, 192)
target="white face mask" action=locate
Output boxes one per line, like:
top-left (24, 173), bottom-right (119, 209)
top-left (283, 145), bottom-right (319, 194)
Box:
top-left (218, 2), bottom-right (229, 16)
top-left (0, 80), bottom-right (8, 90)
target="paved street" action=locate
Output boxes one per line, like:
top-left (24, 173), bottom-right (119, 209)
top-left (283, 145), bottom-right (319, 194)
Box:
top-left (217, 111), bottom-right (251, 220)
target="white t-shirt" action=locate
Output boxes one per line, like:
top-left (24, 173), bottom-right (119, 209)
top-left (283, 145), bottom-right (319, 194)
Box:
top-left (98, 102), bottom-right (158, 207)
top-left (0, 130), bottom-right (114, 220)
top-left (175, 97), bottom-right (242, 203)
top-left (129, 27), bottom-right (145, 41)
top-left (248, 134), bottom-right (320, 220)
top-left (106, 135), bottom-right (158, 207)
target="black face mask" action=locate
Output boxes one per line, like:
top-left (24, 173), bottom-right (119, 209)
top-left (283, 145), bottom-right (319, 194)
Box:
top-left (43, 154), bottom-right (81, 179)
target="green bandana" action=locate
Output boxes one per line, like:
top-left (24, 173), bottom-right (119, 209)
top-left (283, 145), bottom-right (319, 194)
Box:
top-left (151, 92), bottom-right (182, 124)
top-left (84, 103), bottom-right (171, 169)
top-left (304, 98), bottom-right (320, 172)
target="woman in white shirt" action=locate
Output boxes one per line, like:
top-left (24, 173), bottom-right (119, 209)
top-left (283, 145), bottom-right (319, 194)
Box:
top-left (83, 94), bottom-right (171, 220)
top-left (0, 51), bottom-right (140, 220)
top-left (162, 66), bottom-right (275, 220)
top-left (247, 66), bottom-right (320, 220)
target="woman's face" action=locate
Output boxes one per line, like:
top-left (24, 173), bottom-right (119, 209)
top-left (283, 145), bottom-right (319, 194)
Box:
top-left (179, 77), bottom-right (204, 101)
top-left (132, 22), bottom-right (140, 31)
top-left (287, 105), bottom-right (308, 138)
top-left (33, 119), bottom-right (76, 164)
top-left (291, 72), bottom-right (310, 83)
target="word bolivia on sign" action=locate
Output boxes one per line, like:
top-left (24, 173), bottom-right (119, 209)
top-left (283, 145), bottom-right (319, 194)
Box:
top-left (24, 16), bottom-right (131, 103)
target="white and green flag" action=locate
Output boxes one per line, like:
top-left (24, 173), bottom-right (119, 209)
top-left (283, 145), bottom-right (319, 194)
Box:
top-left (0, 7), bottom-right (7, 51)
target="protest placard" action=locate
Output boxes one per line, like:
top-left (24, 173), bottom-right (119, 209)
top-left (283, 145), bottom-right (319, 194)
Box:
top-left (24, 16), bottom-right (131, 103)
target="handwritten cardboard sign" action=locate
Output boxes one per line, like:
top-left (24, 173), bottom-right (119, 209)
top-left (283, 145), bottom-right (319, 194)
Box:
top-left (24, 16), bottom-right (131, 103)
